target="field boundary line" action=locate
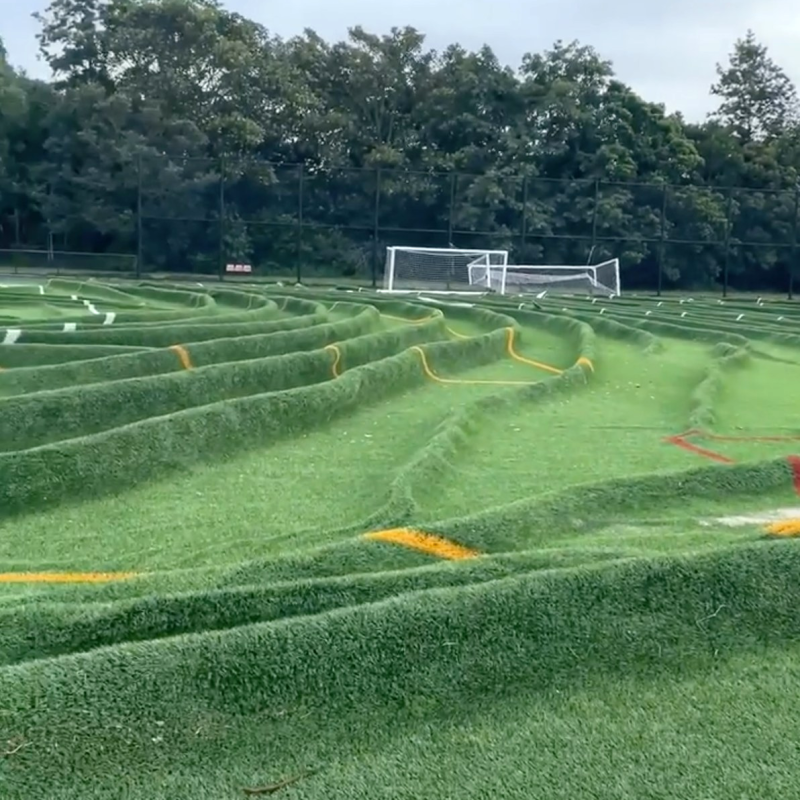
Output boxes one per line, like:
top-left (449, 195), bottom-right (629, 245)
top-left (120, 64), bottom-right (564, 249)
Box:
top-left (324, 343), bottom-right (342, 377)
top-left (0, 571), bottom-right (139, 584)
top-left (365, 528), bottom-right (480, 560)
top-left (169, 344), bottom-right (193, 369)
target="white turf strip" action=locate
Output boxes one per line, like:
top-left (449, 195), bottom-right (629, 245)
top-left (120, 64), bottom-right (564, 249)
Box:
top-left (103, 312), bottom-right (116, 325)
top-left (2, 328), bottom-right (22, 345)
top-left (63, 322), bottom-right (77, 332)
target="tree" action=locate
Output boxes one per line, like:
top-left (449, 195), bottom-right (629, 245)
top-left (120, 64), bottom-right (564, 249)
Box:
top-left (35, 0), bottom-right (114, 90)
top-left (710, 30), bottom-right (798, 142)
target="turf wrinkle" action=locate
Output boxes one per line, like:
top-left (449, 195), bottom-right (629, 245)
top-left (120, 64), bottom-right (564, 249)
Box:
top-left (3, 281), bottom-right (800, 800)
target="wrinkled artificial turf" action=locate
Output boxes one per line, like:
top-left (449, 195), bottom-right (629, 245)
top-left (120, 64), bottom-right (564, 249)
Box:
top-left (2, 280), bottom-right (800, 799)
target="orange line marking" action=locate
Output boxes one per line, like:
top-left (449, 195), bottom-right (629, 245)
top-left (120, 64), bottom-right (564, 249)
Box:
top-left (765, 519), bottom-right (800, 537)
top-left (365, 528), bottom-right (480, 560)
top-left (0, 571), bottom-right (139, 584)
top-left (169, 344), bottom-right (193, 369)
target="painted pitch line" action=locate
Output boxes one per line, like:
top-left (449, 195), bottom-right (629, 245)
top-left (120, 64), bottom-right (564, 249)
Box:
top-left (765, 519), bottom-right (800, 538)
top-left (169, 344), bottom-right (193, 370)
top-left (664, 434), bottom-right (734, 464)
top-left (365, 528), bottom-right (480, 560)
top-left (664, 433), bottom-right (800, 495)
top-left (411, 345), bottom-right (538, 386)
top-left (2, 328), bottom-right (22, 345)
top-left (381, 312), bottom-right (439, 324)
top-left (324, 343), bottom-right (342, 377)
top-left (446, 325), bottom-right (470, 339)
top-left (504, 327), bottom-right (563, 375)
top-left (0, 571), bottom-right (139, 584)
top-left (789, 456), bottom-right (800, 495)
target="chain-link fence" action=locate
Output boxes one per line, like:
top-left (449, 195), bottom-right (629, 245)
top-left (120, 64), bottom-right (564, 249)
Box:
top-left (1, 155), bottom-right (798, 295)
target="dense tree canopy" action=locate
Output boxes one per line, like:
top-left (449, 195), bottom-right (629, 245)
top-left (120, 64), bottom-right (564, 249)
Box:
top-left (1, 1), bottom-right (799, 290)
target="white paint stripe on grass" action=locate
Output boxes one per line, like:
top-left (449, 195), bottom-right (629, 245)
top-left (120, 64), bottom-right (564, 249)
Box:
top-left (39, 284), bottom-right (45, 295)
top-left (2, 328), bottom-right (22, 345)
top-left (103, 312), bottom-right (116, 325)
top-left (63, 322), bottom-right (77, 332)
top-left (71, 294), bottom-right (78, 301)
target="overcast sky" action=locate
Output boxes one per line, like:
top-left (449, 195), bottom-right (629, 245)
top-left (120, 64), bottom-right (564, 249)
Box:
top-left (2, 0), bottom-right (799, 121)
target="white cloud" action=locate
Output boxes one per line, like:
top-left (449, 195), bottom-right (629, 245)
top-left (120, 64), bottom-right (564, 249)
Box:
top-left (5, 0), bottom-right (799, 120)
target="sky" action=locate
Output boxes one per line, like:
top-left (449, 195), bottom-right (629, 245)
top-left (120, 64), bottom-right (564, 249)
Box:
top-left (2, 0), bottom-right (799, 121)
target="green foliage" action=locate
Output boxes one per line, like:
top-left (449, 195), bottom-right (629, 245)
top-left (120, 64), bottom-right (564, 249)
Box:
top-left (711, 30), bottom-right (799, 142)
top-left (3, 9), bottom-right (800, 291)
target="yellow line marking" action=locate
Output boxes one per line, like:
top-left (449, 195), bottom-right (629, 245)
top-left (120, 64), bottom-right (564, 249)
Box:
top-left (577, 356), bottom-right (594, 372)
top-left (324, 343), bottom-right (342, 377)
top-left (170, 344), bottom-right (193, 369)
top-left (0, 571), bottom-right (139, 584)
top-left (504, 327), bottom-right (563, 375)
top-left (365, 528), bottom-right (480, 560)
top-left (765, 519), bottom-right (800, 537)
top-left (411, 345), bottom-right (538, 386)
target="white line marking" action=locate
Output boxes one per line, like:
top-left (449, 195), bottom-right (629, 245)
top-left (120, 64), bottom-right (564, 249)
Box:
top-left (39, 284), bottom-right (45, 295)
top-left (103, 312), bottom-right (116, 325)
top-left (2, 328), bottom-right (22, 345)
top-left (71, 294), bottom-right (78, 301)
top-left (63, 322), bottom-right (77, 332)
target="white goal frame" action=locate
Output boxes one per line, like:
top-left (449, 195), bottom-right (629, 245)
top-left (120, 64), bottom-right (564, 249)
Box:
top-left (383, 247), bottom-right (509, 293)
top-left (469, 259), bottom-right (621, 297)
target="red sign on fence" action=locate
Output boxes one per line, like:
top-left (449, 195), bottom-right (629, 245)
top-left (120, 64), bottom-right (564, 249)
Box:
top-left (225, 263), bottom-right (252, 273)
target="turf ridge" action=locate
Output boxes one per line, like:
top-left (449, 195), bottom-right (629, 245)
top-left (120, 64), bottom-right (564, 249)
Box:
top-left (2, 281), bottom-right (800, 798)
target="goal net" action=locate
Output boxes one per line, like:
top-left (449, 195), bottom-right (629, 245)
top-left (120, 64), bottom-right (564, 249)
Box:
top-left (469, 259), bottom-right (621, 297)
top-left (383, 247), bottom-right (509, 292)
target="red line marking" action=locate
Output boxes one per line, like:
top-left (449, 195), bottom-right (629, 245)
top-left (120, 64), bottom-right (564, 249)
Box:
top-left (788, 456), bottom-right (800, 494)
top-left (664, 434), bottom-right (735, 464)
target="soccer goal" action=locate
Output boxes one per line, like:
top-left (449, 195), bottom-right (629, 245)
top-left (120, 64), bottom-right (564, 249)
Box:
top-left (469, 259), bottom-right (621, 297)
top-left (383, 247), bottom-right (509, 293)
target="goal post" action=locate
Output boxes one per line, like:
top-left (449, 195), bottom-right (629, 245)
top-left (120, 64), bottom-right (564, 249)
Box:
top-left (383, 247), bottom-right (509, 292)
top-left (469, 259), bottom-right (621, 297)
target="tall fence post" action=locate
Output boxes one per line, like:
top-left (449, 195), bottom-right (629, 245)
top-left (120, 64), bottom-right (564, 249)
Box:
top-left (447, 172), bottom-right (458, 289)
top-left (372, 167), bottom-right (381, 289)
top-left (520, 175), bottom-right (529, 256)
top-left (136, 153), bottom-right (143, 279)
top-left (590, 179), bottom-right (600, 258)
top-left (296, 164), bottom-right (304, 285)
top-left (657, 183), bottom-right (668, 297)
top-left (447, 172), bottom-right (457, 246)
top-left (790, 185), bottom-right (798, 300)
top-left (218, 158), bottom-right (226, 281)
top-left (722, 187), bottom-right (734, 298)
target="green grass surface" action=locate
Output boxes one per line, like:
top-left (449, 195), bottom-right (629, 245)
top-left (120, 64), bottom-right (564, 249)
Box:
top-left (2, 278), bottom-right (800, 799)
